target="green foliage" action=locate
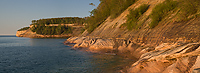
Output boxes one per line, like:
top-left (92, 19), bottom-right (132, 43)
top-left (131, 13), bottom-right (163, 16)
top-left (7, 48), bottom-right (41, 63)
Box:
top-left (31, 25), bottom-right (37, 32)
top-left (63, 26), bottom-right (72, 34)
top-left (149, 0), bottom-right (199, 28)
top-left (178, 0), bottom-right (200, 20)
top-left (86, 0), bottom-right (136, 33)
top-left (18, 27), bottom-right (30, 31)
top-left (31, 17), bottom-right (85, 26)
top-left (86, 19), bottom-right (103, 33)
top-left (30, 17), bottom-right (83, 35)
top-left (150, 0), bottom-right (177, 28)
top-left (124, 4), bottom-right (149, 30)
top-left (31, 25), bottom-right (72, 35)
top-left (81, 28), bottom-right (85, 33)
top-left (110, 0), bottom-right (136, 19)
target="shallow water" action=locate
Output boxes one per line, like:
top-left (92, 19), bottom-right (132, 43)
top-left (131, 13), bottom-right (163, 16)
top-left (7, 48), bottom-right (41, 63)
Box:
top-left (0, 36), bottom-right (135, 73)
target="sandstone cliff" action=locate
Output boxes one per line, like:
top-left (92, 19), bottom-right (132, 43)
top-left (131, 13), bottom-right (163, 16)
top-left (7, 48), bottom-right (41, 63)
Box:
top-left (128, 43), bottom-right (200, 73)
top-left (82, 0), bottom-right (200, 46)
top-left (16, 0), bottom-right (200, 72)
top-left (65, 37), bottom-right (200, 73)
top-left (66, 0), bottom-right (200, 73)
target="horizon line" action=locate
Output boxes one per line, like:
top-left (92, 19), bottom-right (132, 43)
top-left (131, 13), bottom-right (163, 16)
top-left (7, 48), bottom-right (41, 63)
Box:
top-left (0, 34), bottom-right (15, 35)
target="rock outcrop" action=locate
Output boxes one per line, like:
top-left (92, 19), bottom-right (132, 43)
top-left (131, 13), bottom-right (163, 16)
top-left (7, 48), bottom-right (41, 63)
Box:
top-left (65, 37), bottom-right (154, 59)
top-left (65, 37), bottom-right (200, 73)
top-left (16, 30), bottom-right (27, 37)
top-left (65, 37), bottom-right (116, 52)
top-left (128, 42), bottom-right (200, 73)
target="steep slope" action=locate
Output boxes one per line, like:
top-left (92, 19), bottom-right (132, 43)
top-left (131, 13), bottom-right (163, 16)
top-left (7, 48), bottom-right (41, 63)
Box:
top-left (84, 0), bottom-right (165, 38)
top-left (82, 0), bottom-right (200, 46)
top-left (75, 0), bottom-right (200, 72)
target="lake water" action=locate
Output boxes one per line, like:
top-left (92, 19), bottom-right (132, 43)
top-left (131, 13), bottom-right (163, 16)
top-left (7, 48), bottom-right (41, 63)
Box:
top-left (0, 36), bottom-right (135, 73)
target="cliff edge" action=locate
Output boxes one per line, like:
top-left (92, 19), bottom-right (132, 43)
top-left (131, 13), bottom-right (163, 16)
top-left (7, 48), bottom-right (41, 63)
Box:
top-left (16, 29), bottom-right (72, 38)
top-left (16, 26), bottom-right (83, 38)
top-left (82, 0), bottom-right (200, 46)
top-left (66, 0), bottom-right (200, 72)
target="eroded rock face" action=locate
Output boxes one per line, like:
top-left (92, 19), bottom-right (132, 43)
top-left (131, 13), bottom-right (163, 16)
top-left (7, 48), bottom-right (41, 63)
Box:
top-left (65, 37), bottom-right (152, 57)
top-left (16, 30), bottom-right (27, 37)
top-left (65, 37), bottom-right (115, 51)
top-left (89, 39), bottom-right (115, 50)
top-left (65, 37), bottom-right (200, 73)
top-left (128, 43), bottom-right (200, 73)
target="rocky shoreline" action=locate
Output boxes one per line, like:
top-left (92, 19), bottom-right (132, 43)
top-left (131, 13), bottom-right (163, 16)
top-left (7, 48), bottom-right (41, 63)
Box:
top-left (15, 0), bottom-right (200, 72)
top-left (65, 37), bottom-right (200, 73)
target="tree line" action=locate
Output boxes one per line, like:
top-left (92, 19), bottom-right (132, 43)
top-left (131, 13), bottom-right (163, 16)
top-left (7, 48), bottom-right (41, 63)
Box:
top-left (31, 24), bottom-right (72, 35)
top-left (31, 17), bottom-right (86, 26)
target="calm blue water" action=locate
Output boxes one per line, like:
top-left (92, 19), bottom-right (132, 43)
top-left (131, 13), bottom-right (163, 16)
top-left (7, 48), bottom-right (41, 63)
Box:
top-left (0, 36), bottom-right (134, 73)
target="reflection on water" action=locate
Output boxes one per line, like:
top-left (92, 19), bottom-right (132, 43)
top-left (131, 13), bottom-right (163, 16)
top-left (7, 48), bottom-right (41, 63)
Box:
top-left (0, 36), bottom-right (136, 73)
top-left (90, 54), bottom-right (135, 73)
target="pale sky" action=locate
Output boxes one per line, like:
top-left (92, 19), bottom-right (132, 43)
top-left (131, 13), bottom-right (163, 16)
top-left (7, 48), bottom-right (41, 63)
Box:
top-left (0, 0), bottom-right (99, 35)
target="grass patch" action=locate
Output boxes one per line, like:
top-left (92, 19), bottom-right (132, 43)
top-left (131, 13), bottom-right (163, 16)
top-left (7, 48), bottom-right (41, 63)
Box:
top-left (123, 4), bottom-right (149, 30)
top-left (149, 0), bottom-right (177, 28)
top-left (178, 0), bottom-right (200, 21)
top-left (18, 27), bottom-right (30, 31)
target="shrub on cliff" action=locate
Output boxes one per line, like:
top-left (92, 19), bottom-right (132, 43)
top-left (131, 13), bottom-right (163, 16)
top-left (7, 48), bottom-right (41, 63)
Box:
top-left (150, 0), bottom-right (200, 28)
top-left (149, 0), bottom-right (177, 28)
top-left (86, 0), bottom-right (136, 33)
top-left (178, 0), bottom-right (200, 20)
top-left (123, 4), bottom-right (149, 30)
top-left (17, 27), bottom-right (30, 31)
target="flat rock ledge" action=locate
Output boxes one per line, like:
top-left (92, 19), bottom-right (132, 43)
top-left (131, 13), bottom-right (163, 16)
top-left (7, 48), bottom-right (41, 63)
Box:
top-left (65, 37), bottom-right (200, 73)
top-left (65, 37), bottom-right (154, 57)
top-left (128, 42), bottom-right (200, 73)
top-left (64, 37), bottom-right (115, 52)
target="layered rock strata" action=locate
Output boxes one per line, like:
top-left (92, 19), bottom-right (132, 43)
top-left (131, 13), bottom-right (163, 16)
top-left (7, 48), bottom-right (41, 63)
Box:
top-left (65, 37), bottom-right (200, 73)
top-left (128, 42), bottom-right (200, 73)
